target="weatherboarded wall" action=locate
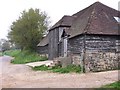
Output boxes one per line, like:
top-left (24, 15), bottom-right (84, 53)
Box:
top-left (37, 44), bottom-right (48, 54)
top-left (85, 35), bottom-right (119, 52)
top-left (67, 35), bottom-right (84, 54)
top-left (68, 35), bottom-right (119, 54)
top-left (48, 27), bottom-right (70, 60)
top-left (48, 28), bottom-right (59, 60)
top-left (68, 34), bottom-right (120, 72)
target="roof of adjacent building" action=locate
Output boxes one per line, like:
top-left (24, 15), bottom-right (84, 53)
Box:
top-left (37, 33), bottom-right (49, 46)
top-left (49, 15), bottom-right (74, 30)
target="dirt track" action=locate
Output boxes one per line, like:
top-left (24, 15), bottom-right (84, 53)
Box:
top-left (0, 56), bottom-right (119, 88)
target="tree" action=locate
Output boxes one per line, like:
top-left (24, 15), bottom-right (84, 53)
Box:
top-left (0, 39), bottom-right (11, 51)
top-left (8, 8), bottom-right (50, 51)
top-left (0, 40), bottom-right (2, 51)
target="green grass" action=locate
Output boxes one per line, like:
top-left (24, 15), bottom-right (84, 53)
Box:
top-left (102, 81), bottom-right (120, 88)
top-left (97, 81), bottom-right (120, 90)
top-left (4, 50), bottom-right (21, 57)
top-left (32, 64), bottom-right (81, 73)
top-left (32, 65), bottom-right (51, 71)
top-left (0, 52), bottom-right (2, 56)
top-left (4, 50), bottom-right (48, 64)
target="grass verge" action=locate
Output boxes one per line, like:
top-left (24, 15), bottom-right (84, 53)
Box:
top-left (4, 50), bottom-right (48, 64)
top-left (97, 81), bottom-right (120, 90)
top-left (32, 64), bottom-right (81, 73)
top-left (0, 52), bottom-right (2, 56)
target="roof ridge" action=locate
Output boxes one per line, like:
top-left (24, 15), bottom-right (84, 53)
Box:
top-left (73, 1), bottom-right (119, 18)
top-left (72, 3), bottom-right (93, 17)
top-left (83, 4), bottom-right (96, 34)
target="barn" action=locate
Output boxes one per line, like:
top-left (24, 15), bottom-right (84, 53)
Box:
top-left (37, 2), bottom-right (120, 72)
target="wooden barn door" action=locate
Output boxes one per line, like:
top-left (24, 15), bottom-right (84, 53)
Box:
top-left (63, 36), bottom-right (67, 57)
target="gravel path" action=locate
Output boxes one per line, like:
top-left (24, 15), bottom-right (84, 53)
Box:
top-left (0, 56), bottom-right (119, 88)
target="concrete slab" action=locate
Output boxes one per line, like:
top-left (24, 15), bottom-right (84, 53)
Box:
top-left (25, 60), bottom-right (53, 67)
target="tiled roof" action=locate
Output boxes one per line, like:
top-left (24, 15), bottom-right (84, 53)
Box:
top-left (37, 33), bottom-right (49, 46)
top-left (49, 15), bottom-right (74, 30)
top-left (68, 2), bottom-right (120, 38)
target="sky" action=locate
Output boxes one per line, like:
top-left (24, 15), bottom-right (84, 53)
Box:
top-left (0, 0), bottom-right (119, 39)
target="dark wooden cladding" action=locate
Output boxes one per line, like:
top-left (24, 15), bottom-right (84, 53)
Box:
top-left (67, 35), bottom-right (84, 54)
top-left (58, 42), bottom-right (62, 56)
top-left (48, 28), bottom-right (59, 60)
top-left (67, 35), bottom-right (120, 55)
top-left (85, 35), bottom-right (119, 52)
top-left (37, 44), bottom-right (48, 54)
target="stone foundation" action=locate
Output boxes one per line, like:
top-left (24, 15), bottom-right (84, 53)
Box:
top-left (71, 54), bottom-right (82, 65)
top-left (54, 57), bottom-right (72, 68)
top-left (70, 52), bottom-right (119, 72)
top-left (54, 51), bottom-right (119, 72)
top-left (84, 52), bottom-right (119, 72)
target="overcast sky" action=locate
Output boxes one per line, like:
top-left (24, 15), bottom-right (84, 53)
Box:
top-left (0, 0), bottom-right (119, 39)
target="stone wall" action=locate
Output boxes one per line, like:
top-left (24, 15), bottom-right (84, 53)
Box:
top-left (84, 51), bottom-right (120, 72)
top-left (54, 51), bottom-right (119, 72)
top-left (71, 51), bottom-right (119, 72)
top-left (71, 54), bottom-right (82, 66)
top-left (56, 56), bottom-right (72, 68)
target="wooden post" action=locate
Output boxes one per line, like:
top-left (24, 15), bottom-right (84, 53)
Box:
top-left (82, 34), bottom-right (86, 73)
top-left (63, 36), bottom-right (68, 57)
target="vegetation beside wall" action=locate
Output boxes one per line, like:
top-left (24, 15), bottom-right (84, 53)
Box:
top-left (98, 81), bottom-right (120, 89)
top-left (4, 50), bottom-right (48, 64)
top-left (32, 64), bottom-right (81, 73)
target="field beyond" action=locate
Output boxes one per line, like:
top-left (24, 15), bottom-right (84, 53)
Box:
top-left (4, 50), bottom-right (48, 64)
